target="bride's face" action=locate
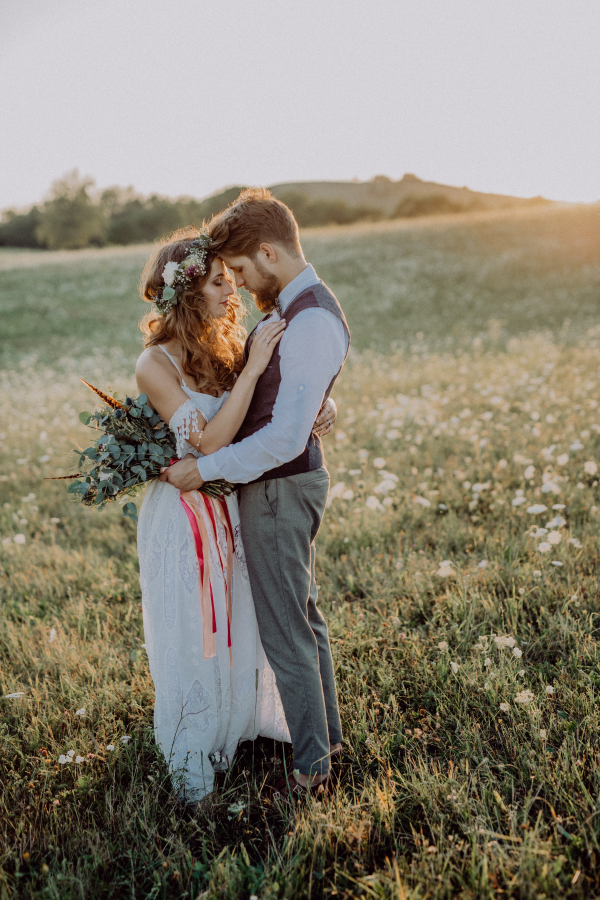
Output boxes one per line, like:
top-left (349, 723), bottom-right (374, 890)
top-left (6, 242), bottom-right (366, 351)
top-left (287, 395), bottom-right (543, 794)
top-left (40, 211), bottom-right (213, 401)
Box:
top-left (201, 258), bottom-right (235, 318)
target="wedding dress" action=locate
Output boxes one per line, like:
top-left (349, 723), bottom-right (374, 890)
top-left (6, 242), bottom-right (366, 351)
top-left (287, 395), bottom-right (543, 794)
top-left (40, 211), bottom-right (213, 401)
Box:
top-left (137, 346), bottom-right (289, 801)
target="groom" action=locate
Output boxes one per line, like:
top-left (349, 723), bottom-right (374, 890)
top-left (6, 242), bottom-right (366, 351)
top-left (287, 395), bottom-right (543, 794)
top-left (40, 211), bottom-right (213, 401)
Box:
top-left (161, 188), bottom-right (350, 792)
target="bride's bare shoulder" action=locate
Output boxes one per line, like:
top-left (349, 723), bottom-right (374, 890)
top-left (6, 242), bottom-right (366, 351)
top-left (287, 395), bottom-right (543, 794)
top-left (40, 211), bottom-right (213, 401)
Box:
top-left (136, 344), bottom-right (179, 385)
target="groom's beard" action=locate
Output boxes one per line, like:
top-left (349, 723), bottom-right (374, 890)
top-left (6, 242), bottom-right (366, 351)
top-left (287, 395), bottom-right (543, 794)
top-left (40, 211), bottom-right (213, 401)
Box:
top-left (250, 259), bottom-right (281, 313)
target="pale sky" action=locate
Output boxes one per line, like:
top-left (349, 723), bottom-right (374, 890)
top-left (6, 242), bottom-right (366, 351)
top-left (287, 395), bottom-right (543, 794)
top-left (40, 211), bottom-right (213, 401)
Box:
top-left (1, 0), bottom-right (599, 210)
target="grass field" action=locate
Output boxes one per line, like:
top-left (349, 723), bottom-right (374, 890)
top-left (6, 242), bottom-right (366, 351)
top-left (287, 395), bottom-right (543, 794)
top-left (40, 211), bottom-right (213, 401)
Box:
top-left (1, 204), bottom-right (600, 898)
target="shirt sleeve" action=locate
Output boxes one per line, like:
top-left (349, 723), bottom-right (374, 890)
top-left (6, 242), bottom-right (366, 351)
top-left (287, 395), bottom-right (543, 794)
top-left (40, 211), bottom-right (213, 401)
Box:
top-left (197, 309), bottom-right (348, 483)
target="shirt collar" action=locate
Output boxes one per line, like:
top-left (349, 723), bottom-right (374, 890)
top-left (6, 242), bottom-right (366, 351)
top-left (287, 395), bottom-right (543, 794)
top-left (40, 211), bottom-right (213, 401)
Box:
top-left (278, 264), bottom-right (319, 313)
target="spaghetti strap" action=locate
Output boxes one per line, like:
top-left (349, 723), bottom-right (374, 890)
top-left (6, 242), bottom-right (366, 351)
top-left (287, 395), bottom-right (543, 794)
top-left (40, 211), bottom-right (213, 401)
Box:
top-left (158, 344), bottom-right (183, 378)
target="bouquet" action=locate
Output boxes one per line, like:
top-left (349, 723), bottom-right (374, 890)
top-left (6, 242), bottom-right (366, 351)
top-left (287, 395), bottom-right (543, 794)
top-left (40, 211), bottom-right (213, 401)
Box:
top-left (53, 381), bottom-right (234, 523)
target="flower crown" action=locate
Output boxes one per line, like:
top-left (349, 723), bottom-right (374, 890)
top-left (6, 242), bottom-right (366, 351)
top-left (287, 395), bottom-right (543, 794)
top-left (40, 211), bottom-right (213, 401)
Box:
top-left (155, 234), bottom-right (214, 314)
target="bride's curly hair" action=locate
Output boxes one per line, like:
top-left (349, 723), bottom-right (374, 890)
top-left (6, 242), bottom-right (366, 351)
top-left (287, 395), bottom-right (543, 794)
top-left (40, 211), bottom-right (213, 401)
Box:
top-left (139, 227), bottom-right (247, 396)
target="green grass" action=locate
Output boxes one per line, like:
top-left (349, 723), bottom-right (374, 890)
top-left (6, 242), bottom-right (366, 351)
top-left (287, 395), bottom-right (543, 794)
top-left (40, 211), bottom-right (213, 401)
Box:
top-left (1, 207), bottom-right (600, 898)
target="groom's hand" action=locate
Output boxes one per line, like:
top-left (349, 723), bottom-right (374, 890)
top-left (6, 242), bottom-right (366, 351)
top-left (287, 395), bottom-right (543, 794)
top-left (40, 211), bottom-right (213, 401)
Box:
top-left (159, 455), bottom-right (205, 491)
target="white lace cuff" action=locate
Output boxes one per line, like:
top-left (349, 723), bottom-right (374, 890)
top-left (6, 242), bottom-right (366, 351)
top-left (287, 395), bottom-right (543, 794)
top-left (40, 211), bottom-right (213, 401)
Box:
top-left (169, 399), bottom-right (201, 459)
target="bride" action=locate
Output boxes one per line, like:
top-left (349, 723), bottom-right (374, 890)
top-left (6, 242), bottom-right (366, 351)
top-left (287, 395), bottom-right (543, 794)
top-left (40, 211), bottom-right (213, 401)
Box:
top-left (135, 228), bottom-right (334, 801)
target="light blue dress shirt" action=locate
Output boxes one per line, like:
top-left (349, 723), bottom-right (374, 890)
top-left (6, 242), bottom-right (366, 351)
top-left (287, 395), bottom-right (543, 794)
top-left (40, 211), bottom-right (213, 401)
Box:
top-left (197, 264), bottom-right (348, 484)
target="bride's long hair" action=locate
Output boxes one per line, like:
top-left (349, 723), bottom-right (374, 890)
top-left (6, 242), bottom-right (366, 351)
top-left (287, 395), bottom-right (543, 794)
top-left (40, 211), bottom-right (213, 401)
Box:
top-left (139, 227), bottom-right (246, 396)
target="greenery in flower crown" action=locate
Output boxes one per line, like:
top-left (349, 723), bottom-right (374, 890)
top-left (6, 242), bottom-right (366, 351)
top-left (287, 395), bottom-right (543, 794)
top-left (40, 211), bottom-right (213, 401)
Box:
top-left (51, 380), bottom-right (234, 523)
top-left (155, 233), bottom-right (214, 314)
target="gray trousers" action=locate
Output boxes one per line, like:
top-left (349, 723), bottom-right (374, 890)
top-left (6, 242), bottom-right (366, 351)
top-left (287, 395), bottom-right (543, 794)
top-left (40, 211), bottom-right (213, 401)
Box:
top-left (238, 467), bottom-right (342, 777)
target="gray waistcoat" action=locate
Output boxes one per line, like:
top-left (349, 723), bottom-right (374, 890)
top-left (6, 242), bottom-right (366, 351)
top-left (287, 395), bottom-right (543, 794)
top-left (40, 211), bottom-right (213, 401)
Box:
top-left (233, 281), bottom-right (350, 483)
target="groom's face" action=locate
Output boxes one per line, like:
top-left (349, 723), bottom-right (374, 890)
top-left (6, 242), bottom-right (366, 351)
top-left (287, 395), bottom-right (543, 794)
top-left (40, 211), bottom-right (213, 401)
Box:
top-left (220, 253), bottom-right (280, 313)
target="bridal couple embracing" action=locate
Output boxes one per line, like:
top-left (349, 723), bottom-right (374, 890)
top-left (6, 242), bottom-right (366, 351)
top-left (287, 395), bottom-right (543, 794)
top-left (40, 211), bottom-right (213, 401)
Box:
top-left (135, 188), bottom-right (350, 803)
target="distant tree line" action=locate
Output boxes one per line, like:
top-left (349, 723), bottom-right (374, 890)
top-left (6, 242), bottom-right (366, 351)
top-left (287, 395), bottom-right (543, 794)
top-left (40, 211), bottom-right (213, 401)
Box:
top-left (0, 171), bottom-right (249, 251)
top-left (0, 170), bottom-right (547, 251)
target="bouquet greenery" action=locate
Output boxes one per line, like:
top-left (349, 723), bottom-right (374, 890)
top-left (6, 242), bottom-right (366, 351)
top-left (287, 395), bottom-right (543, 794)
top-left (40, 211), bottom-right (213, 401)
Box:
top-left (55, 381), bottom-right (234, 523)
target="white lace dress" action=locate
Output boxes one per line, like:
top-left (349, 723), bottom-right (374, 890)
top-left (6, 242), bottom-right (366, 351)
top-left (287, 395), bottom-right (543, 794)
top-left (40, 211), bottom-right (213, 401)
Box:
top-left (137, 347), bottom-right (289, 802)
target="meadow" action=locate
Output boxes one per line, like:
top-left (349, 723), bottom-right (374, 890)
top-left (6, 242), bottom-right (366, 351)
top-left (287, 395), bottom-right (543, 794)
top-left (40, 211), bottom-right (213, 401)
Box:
top-left (1, 203), bottom-right (600, 899)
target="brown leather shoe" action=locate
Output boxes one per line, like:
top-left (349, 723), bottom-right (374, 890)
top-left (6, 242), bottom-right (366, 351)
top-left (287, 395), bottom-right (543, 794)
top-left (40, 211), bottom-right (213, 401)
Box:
top-left (263, 772), bottom-right (333, 804)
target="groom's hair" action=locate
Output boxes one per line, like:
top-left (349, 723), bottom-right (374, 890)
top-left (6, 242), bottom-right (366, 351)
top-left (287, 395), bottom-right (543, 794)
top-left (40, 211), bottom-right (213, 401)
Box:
top-left (209, 187), bottom-right (302, 259)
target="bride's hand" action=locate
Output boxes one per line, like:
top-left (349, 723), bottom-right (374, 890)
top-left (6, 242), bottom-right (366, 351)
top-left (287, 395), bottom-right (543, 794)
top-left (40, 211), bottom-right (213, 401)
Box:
top-left (245, 320), bottom-right (286, 378)
top-left (313, 397), bottom-right (337, 438)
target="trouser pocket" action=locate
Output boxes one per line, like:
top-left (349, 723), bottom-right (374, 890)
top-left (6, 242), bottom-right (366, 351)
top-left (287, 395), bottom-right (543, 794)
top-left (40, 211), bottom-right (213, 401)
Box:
top-left (264, 479), bottom-right (278, 516)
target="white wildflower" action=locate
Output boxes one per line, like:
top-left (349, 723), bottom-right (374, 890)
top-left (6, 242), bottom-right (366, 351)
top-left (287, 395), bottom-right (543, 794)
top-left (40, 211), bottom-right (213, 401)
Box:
top-left (551, 561), bottom-right (563, 566)
top-left (546, 686), bottom-right (554, 695)
top-left (374, 479), bottom-right (396, 494)
top-left (437, 561), bottom-right (454, 577)
top-left (161, 260), bottom-right (179, 286)
top-left (569, 440), bottom-right (583, 451)
top-left (527, 504), bottom-right (547, 515)
top-left (365, 496), bottom-right (382, 511)
top-left (533, 570), bottom-right (542, 578)
top-left (556, 453), bottom-right (569, 466)
top-left (450, 662), bottom-right (459, 674)
top-left (539, 729), bottom-right (547, 740)
top-left (552, 504), bottom-right (566, 510)
top-left (326, 482), bottom-right (347, 506)
top-left (512, 497), bottom-right (527, 506)
top-left (537, 542), bottom-right (552, 553)
top-left (58, 755), bottom-right (69, 765)
top-left (75, 708), bottom-right (86, 717)
top-left (494, 635), bottom-right (516, 649)
top-left (547, 531), bottom-right (561, 545)
top-left (541, 482), bottom-right (561, 494)
top-left (358, 449), bottom-right (369, 461)
top-left (67, 750), bottom-right (75, 757)
top-left (524, 465), bottom-right (535, 479)
top-left (4, 692), bottom-right (25, 699)
top-left (478, 560), bottom-right (488, 569)
top-left (512, 647), bottom-right (523, 658)
top-left (121, 735), bottom-right (131, 744)
top-left (106, 745), bottom-right (115, 752)
top-left (584, 461), bottom-right (598, 476)
top-left (484, 658), bottom-right (491, 667)
top-left (568, 537), bottom-right (582, 549)
top-left (499, 703), bottom-right (509, 712)
top-left (437, 641), bottom-right (449, 652)
top-left (227, 801), bottom-right (246, 816)
top-left (546, 516), bottom-right (565, 528)
top-left (373, 457), bottom-right (386, 469)
top-left (50, 517), bottom-right (61, 524)
top-left (75, 756), bottom-right (84, 764)
top-left (13, 534), bottom-right (26, 545)
top-left (49, 628), bottom-right (56, 642)
top-left (382, 497), bottom-right (393, 507)
top-left (515, 690), bottom-right (535, 704)
top-left (414, 496), bottom-right (431, 508)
